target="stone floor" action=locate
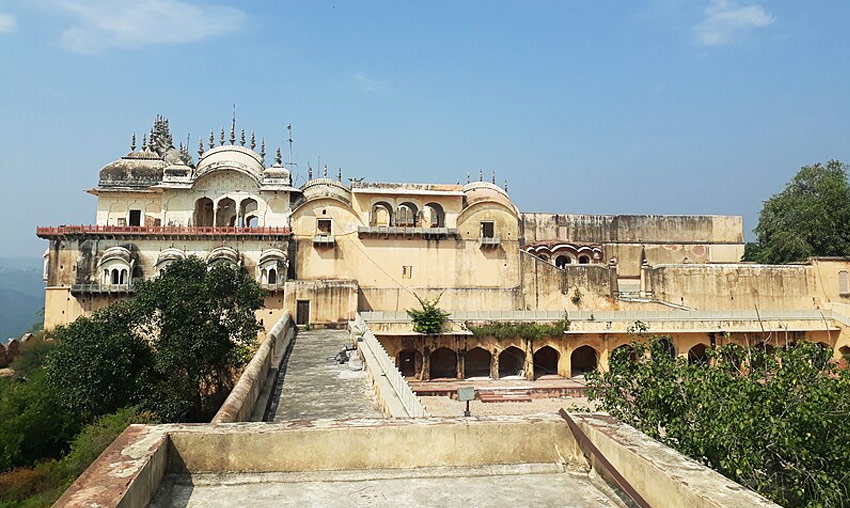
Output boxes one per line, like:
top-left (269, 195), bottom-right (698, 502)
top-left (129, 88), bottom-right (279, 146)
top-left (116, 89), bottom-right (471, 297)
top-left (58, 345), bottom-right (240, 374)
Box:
top-left (421, 395), bottom-right (596, 417)
top-left (149, 465), bottom-right (618, 508)
top-left (266, 329), bottom-right (382, 421)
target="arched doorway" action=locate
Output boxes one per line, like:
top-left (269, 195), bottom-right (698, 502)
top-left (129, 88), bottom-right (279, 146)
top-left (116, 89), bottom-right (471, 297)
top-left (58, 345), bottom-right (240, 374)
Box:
top-left (570, 345), bottom-right (597, 377)
top-left (533, 346), bottom-right (559, 378)
top-left (194, 197), bottom-right (214, 227)
top-left (398, 348), bottom-right (421, 378)
top-left (215, 198), bottom-right (237, 227)
top-left (839, 346), bottom-right (850, 368)
top-left (465, 347), bottom-right (491, 379)
top-left (611, 344), bottom-right (637, 363)
top-left (429, 347), bottom-right (457, 379)
top-left (688, 344), bottom-right (708, 365)
top-left (498, 346), bottom-right (525, 378)
top-left (239, 198), bottom-right (258, 227)
top-left (654, 338), bottom-right (676, 358)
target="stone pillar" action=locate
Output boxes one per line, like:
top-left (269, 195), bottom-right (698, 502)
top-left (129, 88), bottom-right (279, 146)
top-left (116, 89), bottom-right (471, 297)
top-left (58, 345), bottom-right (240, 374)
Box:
top-left (491, 348), bottom-right (500, 380)
top-left (525, 338), bottom-right (534, 381)
top-left (212, 202), bottom-right (219, 227)
top-left (422, 348), bottom-right (431, 381)
top-left (457, 348), bottom-right (465, 380)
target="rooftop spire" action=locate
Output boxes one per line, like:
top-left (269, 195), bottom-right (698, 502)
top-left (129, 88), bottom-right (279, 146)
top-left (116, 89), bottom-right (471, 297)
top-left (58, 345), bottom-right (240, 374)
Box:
top-left (479, 169), bottom-right (483, 181)
top-left (338, 167), bottom-right (342, 181)
top-left (250, 130), bottom-right (256, 150)
top-left (260, 138), bottom-right (266, 162)
top-left (504, 179), bottom-right (509, 193)
top-left (275, 147), bottom-right (282, 165)
top-left (209, 130), bottom-right (215, 149)
top-left (323, 164), bottom-right (328, 178)
top-left (467, 171), bottom-right (470, 184)
top-left (142, 133), bottom-right (147, 150)
top-left (198, 136), bottom-right (204, 157)
top-left (220, 126), bottom-right (225, 146)
top-left (240, 128), bottom-right (246, 147)
top-left (491, 170), bottom-right (496, 184)
top-left (308, 163), bottom-right (313, 180)
top-left (130, 132), bottom-right (136, 152)
top-left (230, 104), bottom-right (236, 145)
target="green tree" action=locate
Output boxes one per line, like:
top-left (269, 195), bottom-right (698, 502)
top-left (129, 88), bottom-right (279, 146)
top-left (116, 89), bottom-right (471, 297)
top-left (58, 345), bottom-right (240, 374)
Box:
top-left (407, 294), bottom-right (450, 335)
top-left (46, 303), bottom-right (152, 421)
top-left (132, 257), bottom-right (265, 421)
top-left (586, 335), bottom-right (850, 507)
top-left (748, 160), bottom-right (850, 263)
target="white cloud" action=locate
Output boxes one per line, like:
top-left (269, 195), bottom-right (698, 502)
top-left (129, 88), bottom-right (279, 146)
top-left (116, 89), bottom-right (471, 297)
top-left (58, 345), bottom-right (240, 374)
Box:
top-left (0, 12), bottom-right (16, 33)
top-left (693, 0), bottom-right (773, 46)
top-left (353, 71), bottom-right (388, 94)
top-left (48, 0), bottom-right (248, 53)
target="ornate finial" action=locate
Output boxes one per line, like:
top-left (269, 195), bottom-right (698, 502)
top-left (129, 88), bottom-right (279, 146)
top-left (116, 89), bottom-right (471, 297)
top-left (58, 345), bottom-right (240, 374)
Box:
top-left (142, 133), bottom-right (147, 150)
top-left (479, 169), bottom-right (483, 181)
top-left (260, 138), bottom-right (266, 162)
top-left (129, 132), bottom-right (136, 152)
top-left (220, 126), bottom-right (225, 146)
top-left (467, 171), bottom-right (470, 184)
top-left (250, 131), bottom-right (256, 150)
top-left (308, 163), bottom-right (313, 180)
top-left (491, 170), bottom-right (496, 184)
top-left (240, 128), bottom-right (246, 146)
top-left (338, 167), bottom-right (342, 181)
top-left (323, 164), bottom-right (328, 178)
top-left (504, 179), bottom-right (508, 192)
top-left (198, 137), bottom-right (204, 157)
top-left (275, 147), bottom-right (282, 165)
top-left (230, 104), bottom-right (236, 145)
top-left (209, 130), bottom-right (215, 149)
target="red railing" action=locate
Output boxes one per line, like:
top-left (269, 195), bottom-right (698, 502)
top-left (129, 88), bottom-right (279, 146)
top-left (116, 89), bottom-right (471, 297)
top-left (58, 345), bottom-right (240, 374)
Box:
top-left (36, 225), bottom-right (291, 236)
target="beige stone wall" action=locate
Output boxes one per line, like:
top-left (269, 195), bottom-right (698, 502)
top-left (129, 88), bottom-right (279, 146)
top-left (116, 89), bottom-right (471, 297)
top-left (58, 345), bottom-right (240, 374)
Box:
top-left (520, 252), bottom-right (616, 311)
top-left (646, 264), bottom-right (817, 310)
top-left (96, 192), bottom-right (162, 226)
top-left (521, 213), bottom-right (745, 277)
top-left (350, 190), bottom-right (463, 228)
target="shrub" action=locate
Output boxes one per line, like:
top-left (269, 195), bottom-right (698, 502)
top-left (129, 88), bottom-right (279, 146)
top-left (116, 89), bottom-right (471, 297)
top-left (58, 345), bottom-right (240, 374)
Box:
top-left (407, 294), bottom-right (450, 335)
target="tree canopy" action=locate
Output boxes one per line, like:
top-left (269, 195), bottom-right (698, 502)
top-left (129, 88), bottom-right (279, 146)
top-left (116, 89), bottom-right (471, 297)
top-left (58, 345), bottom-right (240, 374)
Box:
top-left (747, 160), bottom-right (850, 264)
top-left (586, 335), bottom-right (850, 507)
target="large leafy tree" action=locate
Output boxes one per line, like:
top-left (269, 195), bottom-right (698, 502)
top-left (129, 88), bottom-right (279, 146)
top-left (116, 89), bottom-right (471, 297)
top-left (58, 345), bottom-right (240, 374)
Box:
top-left (132, 257), bottom-right (265, 421)
top-left (748, 160), bottom-right (850, 263)
top-left (587, 336), bottom-right (850, 507)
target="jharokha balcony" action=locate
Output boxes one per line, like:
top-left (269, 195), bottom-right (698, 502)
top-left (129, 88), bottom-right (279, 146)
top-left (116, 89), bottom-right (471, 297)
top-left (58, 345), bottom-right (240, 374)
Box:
top-left (36, 225), bottom-right (292, 240)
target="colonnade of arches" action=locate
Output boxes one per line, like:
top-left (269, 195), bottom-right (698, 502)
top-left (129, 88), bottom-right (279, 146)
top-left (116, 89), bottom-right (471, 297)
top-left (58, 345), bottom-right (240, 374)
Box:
top-left (369, 201), bottom-right (445, 228)
top-left (194, 196), bottom-right (260, 227)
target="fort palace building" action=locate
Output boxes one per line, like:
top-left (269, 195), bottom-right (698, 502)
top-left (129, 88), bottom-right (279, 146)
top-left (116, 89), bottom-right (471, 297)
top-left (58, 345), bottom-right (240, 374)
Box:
top-left (38, 116), bottom-right (850, 383)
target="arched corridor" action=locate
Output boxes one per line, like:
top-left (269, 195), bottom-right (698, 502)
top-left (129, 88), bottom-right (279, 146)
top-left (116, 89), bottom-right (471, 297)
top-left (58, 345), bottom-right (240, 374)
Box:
top-left (570, 345), bottom-right (597, 377)
top-left (465, 347), bottom-right (491, 378)
top-left (533, 346), bottom-right (559, 378)
top-left (498, 346), bottom-right (525, 378)
top-left (429, 347), bottom-right (457, 379)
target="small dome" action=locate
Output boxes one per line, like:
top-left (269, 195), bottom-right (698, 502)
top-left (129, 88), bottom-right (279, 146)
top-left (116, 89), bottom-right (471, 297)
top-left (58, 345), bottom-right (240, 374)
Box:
top-left (463, 181), bottom-right (518, 215)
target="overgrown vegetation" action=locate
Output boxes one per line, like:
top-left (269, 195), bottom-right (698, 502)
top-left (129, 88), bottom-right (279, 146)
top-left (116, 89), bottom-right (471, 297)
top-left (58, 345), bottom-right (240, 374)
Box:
top-left (745, 160), bottom-right (850, 264)
top-left (467, 312), bottom-right (570, 340)
top-left (586, 331), bottom-right (850, 507)
top-left (0, 257), bottom-right (264, 507)
top-left (407, 293), bottom-right (451, 334)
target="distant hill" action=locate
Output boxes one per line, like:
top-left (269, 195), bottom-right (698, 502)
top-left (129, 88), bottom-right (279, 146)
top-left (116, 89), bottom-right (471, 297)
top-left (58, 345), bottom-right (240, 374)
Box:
top-left (0, 257), bottom-right (44, 341)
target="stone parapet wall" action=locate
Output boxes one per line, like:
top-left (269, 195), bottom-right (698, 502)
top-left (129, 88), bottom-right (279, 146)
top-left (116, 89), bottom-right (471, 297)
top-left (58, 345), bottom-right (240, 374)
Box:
top-left (212, 311), bottom-right (295, 423)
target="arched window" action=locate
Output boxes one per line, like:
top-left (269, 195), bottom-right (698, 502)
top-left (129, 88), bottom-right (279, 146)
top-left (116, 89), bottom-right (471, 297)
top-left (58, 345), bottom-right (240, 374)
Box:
top-left (555, 255), bottom-right (571, 269)
top-left (465, 347), bottom-right (491, 378)
top-left (397, 202), bottom-right (418, 227)
top-left (578, 255), bottom-right (590, 264)
top-left (258, 249), bottom-right (287, 287)
top-left (98, 246), bottom-right (134, 286)
top-left (398, 348), bottom-right (422, 378)
top-left (422, 203), bottom-right (445, 228)
top-left (371, 202), bottom-right (393, 227)
top-left (111, 269), bottom-right (119, 285)
top-left (688, 344), bottom-right (708, 365)
top-left (239, 198), bottom-right (259, 227)
top-left (840, 271), bottom-right (849, 296)
top-left (268, 268), bottom-right (277, 285)
top-left (498, 346), bottom-right (525, 378)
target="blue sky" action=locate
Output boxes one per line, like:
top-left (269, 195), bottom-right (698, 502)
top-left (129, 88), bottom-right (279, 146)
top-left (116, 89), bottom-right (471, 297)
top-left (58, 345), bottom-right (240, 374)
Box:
top-left (0, 0), bottom-right (848, 257)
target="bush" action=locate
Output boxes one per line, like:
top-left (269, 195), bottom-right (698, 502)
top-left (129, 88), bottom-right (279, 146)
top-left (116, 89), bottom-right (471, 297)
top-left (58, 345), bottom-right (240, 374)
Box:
top-left (467, 313), bottom-right (570, 341)
top-left (406, 294), bottom-right (450, 335)
top-left (586, 335), bottom-right (850, 507)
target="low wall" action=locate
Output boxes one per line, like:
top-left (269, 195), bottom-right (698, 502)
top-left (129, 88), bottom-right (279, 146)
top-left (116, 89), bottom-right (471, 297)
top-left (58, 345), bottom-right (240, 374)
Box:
top-left (211, 311), bottom-right (295, 424)
top-left (520, 252), bottom-right (616, 311)
top-left (352, 314), bottom-right (427, 418)
top-left (572, 413), bottom-right (778, 508)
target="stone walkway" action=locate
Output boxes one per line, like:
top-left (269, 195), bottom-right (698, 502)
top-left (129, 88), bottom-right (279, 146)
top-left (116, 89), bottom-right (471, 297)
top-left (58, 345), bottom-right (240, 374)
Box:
top-left (266, 329), bottom-right (382, 421)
